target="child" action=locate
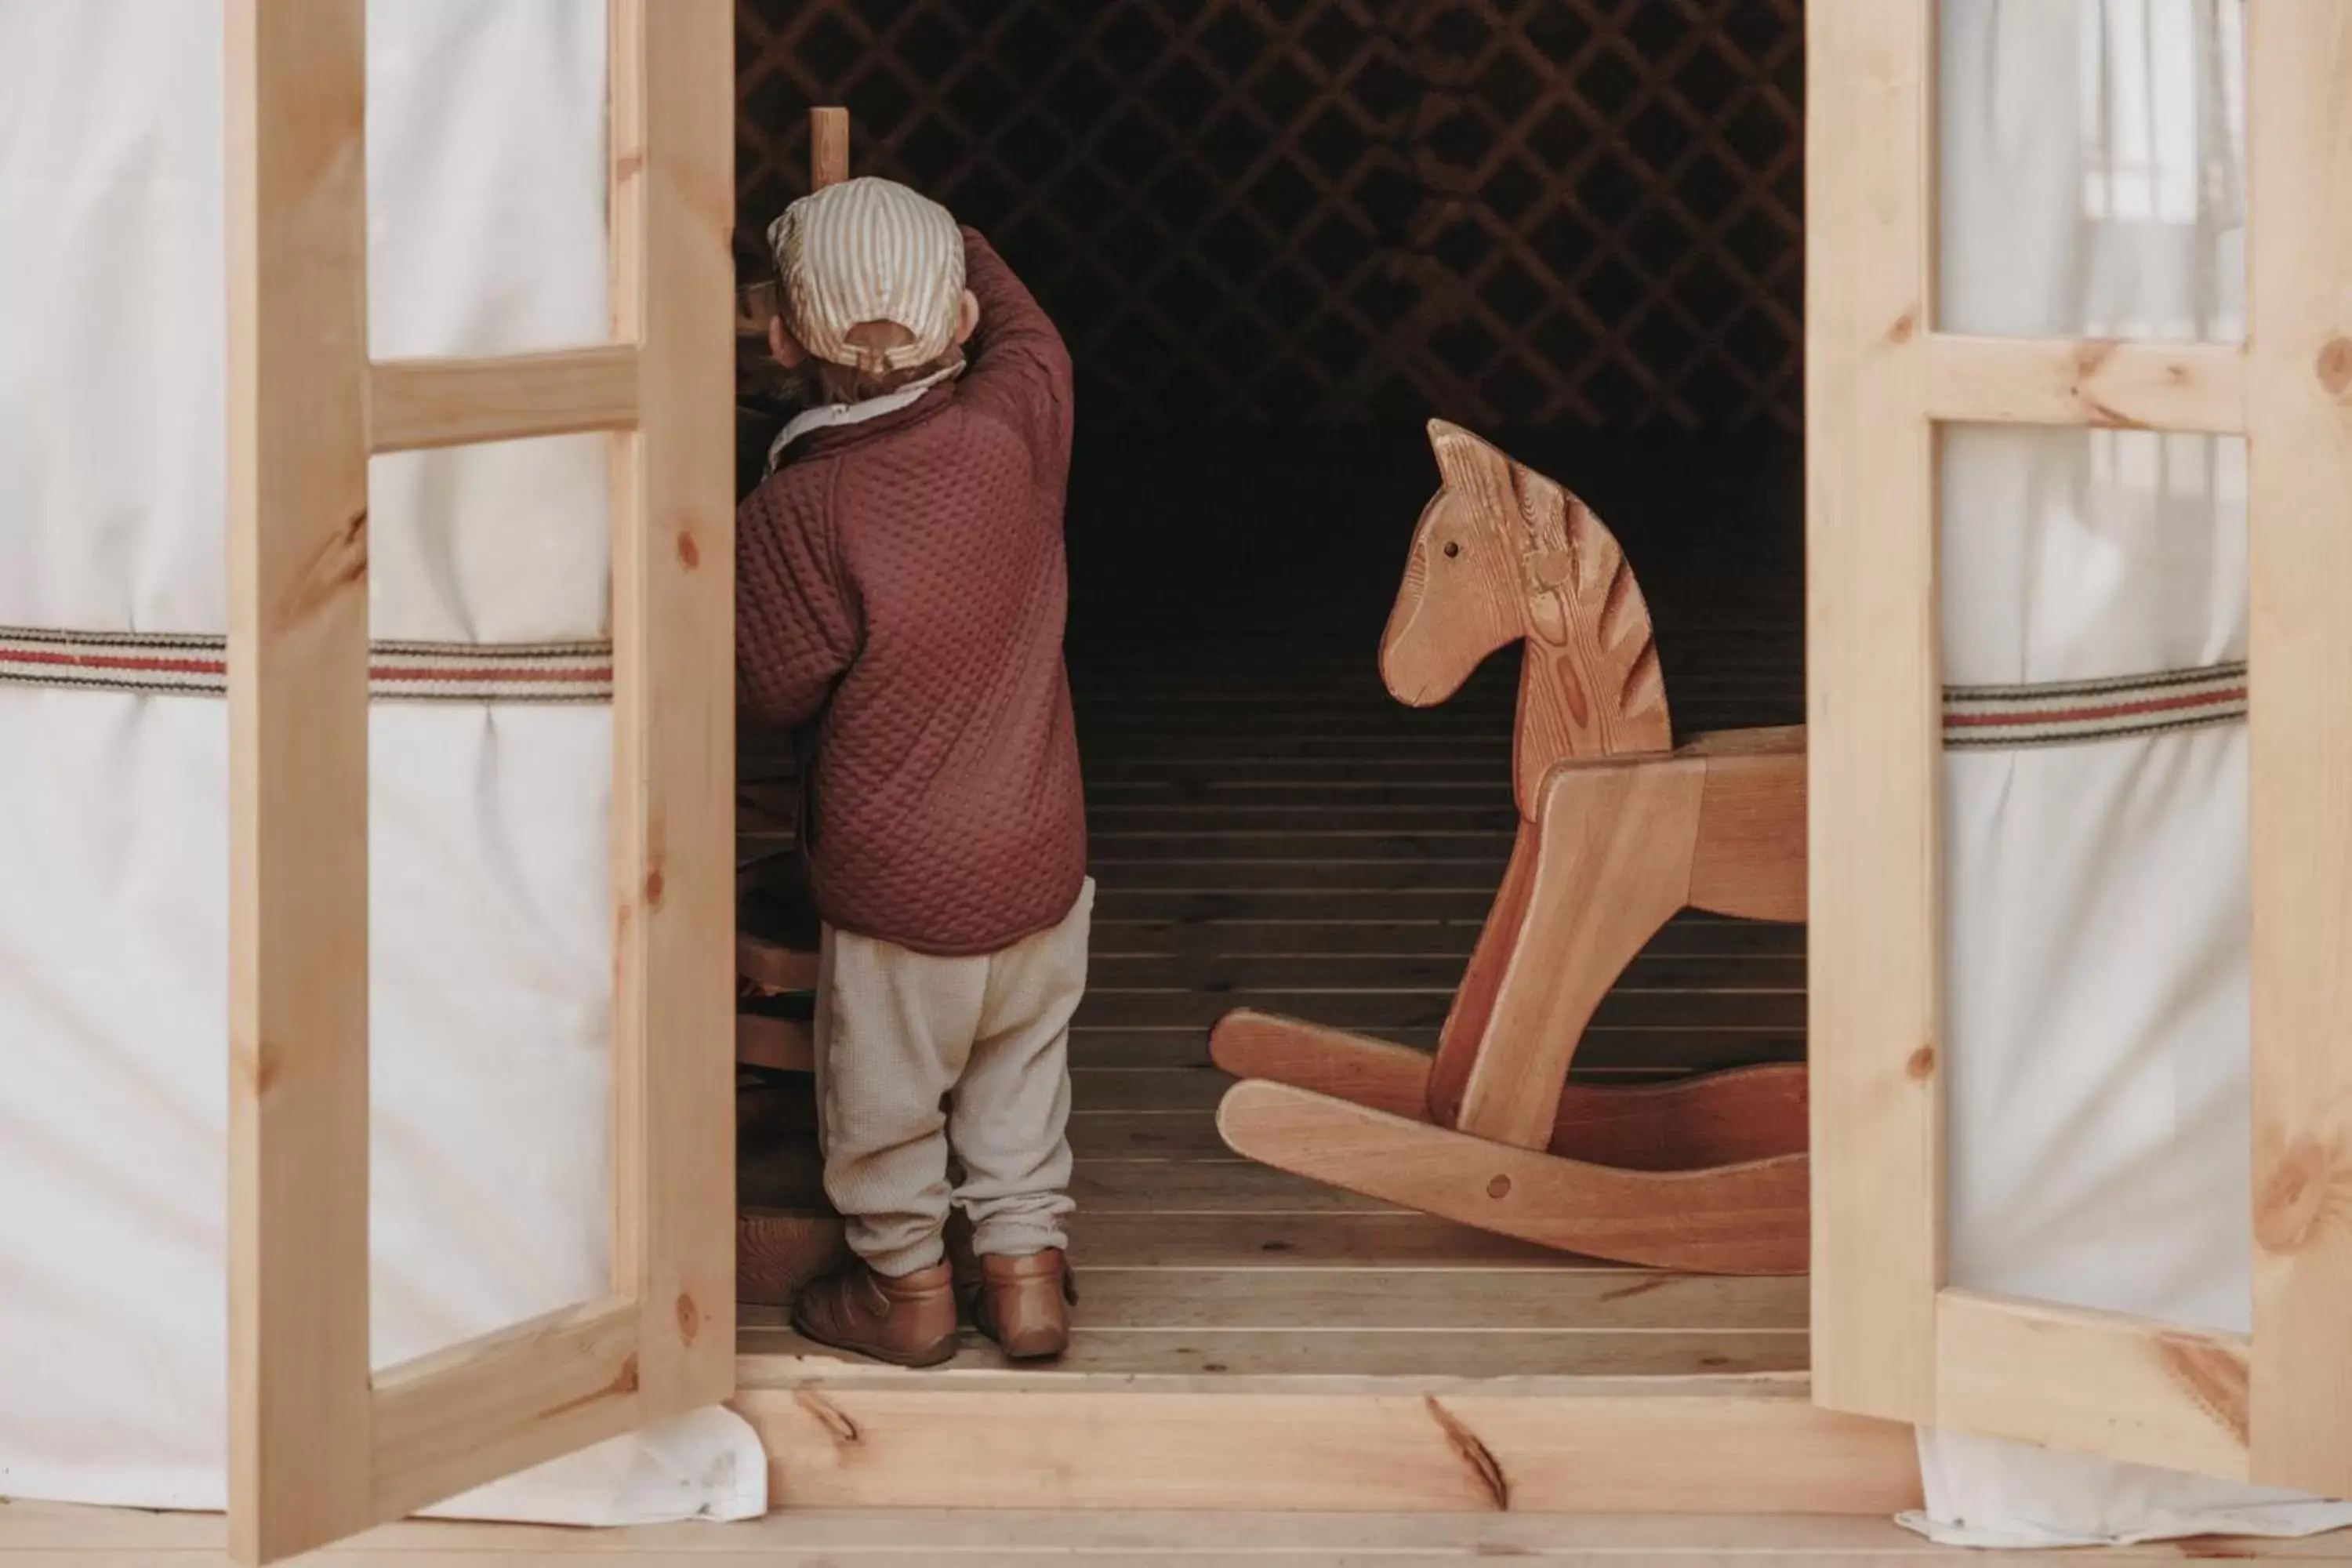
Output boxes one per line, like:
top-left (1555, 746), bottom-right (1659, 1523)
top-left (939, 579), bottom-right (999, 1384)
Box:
top-left (738, 176), bottom-right (1087, 1367)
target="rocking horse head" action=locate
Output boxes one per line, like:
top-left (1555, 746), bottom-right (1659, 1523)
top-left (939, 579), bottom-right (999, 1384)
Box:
top-left (1380, 420), bottom-right (1674, 818)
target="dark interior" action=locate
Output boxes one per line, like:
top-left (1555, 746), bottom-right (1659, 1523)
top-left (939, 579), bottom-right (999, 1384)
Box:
top-left (733, 0), bottom-right (1802, 669)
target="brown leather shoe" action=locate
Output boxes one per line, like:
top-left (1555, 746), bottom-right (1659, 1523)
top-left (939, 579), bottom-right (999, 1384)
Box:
top-left (791, 1259), bottom-right (960, 1367)
top-left (971, 1249), bottom-right (1076, 1361)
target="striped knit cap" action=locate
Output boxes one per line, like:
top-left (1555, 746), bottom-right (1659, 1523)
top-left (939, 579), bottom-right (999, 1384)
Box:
top-left (767, 176), bottom-right (965, 372)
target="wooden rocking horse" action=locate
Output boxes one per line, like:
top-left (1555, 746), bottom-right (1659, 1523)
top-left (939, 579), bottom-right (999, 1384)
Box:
top-left (1210, 420), bottom-right (1810, 1275)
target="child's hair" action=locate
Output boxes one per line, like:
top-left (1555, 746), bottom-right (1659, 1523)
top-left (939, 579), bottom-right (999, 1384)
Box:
top-left (783, 315), bottom-right (964, 406)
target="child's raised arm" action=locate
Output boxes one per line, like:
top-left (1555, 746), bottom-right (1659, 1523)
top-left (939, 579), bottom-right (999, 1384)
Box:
top-left (957, 227), bottom-right (1073, 488)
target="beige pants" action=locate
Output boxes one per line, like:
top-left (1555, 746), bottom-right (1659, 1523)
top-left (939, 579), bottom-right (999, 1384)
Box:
top-left (811, 880), bottom-right (1091, 1276)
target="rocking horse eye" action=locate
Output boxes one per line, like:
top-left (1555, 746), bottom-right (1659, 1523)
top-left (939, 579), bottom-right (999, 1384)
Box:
top-left (1443, 540), bottom-right (1461, 560)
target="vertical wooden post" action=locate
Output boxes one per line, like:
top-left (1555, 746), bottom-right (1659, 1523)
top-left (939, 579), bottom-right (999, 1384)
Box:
top-left (2246, 0), bottom-right (2352, 1499)
top-left (1803, 0), bottom-right (1942, 1427)
top-left (811, 105), bottom-right (850, 189)
top-left (607, 0), bottom-right (738, 1414)
top-left (223, 0), bottom-right (375, 1561)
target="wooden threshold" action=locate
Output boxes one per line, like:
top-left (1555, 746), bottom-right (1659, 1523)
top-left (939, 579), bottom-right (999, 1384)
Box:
top-left (24, 1500), bottom-right (2352, 1562)
top-left (729, 1358), bottom-right (1918, 1516)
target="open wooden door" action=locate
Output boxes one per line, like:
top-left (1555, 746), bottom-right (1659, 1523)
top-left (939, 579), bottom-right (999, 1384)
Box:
top-left (1808, 0), bottom-right (2352, 1494)
top-left (223, 2), bottom-right (735, 1560)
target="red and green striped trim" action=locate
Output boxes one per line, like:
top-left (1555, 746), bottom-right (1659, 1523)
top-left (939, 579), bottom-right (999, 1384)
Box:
top-left (0, 627), bottom-right (612, 703)
top-left (1944, 661), bottom-right (2245, 749)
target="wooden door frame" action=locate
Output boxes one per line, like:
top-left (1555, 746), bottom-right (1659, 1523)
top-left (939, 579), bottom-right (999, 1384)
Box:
top-left (224, 2), bottom-right (735, 1560)
top-left (1806, 0), bottom-right (2352, 1494)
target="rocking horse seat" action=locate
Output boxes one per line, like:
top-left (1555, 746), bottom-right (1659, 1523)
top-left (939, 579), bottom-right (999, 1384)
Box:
top-left (1208, 422), bottom-right (1809, 1276)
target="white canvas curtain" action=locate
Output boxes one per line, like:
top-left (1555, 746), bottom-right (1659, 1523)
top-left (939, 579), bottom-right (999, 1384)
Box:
top-left (0, 0), bottom-right (763, 1524)
top-left (1918, 0), bottom-right (2350, 1544)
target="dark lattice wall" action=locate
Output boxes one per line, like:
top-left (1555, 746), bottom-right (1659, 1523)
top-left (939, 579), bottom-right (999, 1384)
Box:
top-left (737, 0), bottom-right (1802, 433)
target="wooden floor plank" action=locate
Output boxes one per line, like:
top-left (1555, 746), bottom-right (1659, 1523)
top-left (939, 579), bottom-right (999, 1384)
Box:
top-left (1064, 1158), bottom-right (1401, 1213)
top-left (1091, 804), bottom-right (1523, 831)
top-left (1087, 782), bottom-right (1512, 805)
top-left (1063, 1211), bottom-right (1577, 1267)
top-left (1090, 916), bottom-right (1804, 957)
top-left (748, 1266), bottom-right (1806, 1332)
top-left (19, 1497), bottom-right (2352, 1560)
top-left (1069, 1107), bottom-right (1238, 1157)
top-left (739, 1327), bottom-right (1806, 1377)
top-left (1075, 987), bottom-right (1805, 1032)
top-left (1083, 763), bottom-right (1508, 789)
top-left (1089, 952), bottom-right (1802, 989)
top-left (1087, 861), bottom-right (1514, 894)
top-left (1079, 1102), bottom-right (1844, 1163)
top-left (1087, 831), bottom-right (1519, 862)
top-left (1065, 1029), bottom-right (1802, 1073)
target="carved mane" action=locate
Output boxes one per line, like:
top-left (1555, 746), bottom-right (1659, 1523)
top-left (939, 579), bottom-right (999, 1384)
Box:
top-left (1412, 420), bottom-right (1672, 812)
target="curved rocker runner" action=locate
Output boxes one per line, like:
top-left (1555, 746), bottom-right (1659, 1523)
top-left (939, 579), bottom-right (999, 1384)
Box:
top-left (1209, 419), bottom-right (1810, 1276)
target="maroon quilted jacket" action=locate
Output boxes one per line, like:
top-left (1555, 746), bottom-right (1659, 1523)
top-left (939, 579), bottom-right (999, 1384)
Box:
top-left (736, 230), bottom-right (1085, 956)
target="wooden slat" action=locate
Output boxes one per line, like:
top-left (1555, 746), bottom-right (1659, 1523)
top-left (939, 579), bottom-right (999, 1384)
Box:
top-left (368, 346), bottom-right (640, 453)
top-left (607, 0), bottom-right (738, 1416)
top-left (224, 2), bottom-right (375, 1560)
top-left (2245, 0), bottom-right (2352, 1499)
top-left (1802, 0), bottom-right (1940, 1426)
top-left (738, 1009), bottom-right (815, 1073)
top-left (1936, 1291), bottom-right (2249, 1481)
top-left (369, 1300), bottom-right (644, 1522)
top-left (738, 931), bottom-right (819, 991)
top-left (810, 105), bottom-right (850, 189)
top-left (737, 1379), bottom-right (1920, 1515)
top-left (1926, 334), bottom-right (2246, 434)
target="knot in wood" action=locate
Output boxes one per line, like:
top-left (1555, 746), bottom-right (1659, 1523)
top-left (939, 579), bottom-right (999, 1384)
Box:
top-left (2255, 1134), bottom-right (2339, 1254)
top-left (2318, 336), bottom-right (2352, 398)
